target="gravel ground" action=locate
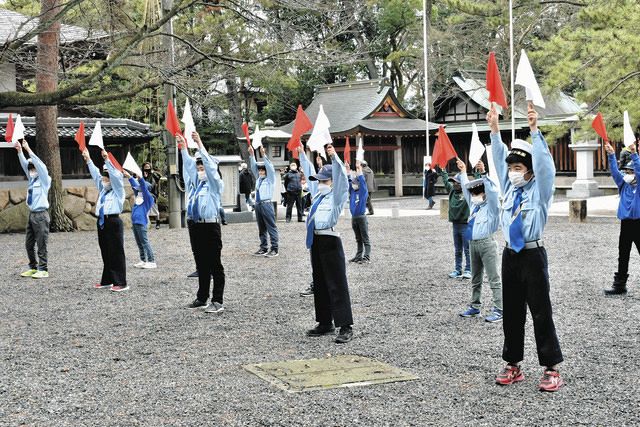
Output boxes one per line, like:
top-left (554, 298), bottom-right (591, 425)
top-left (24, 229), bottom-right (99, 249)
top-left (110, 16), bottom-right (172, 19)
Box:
top-left (1, 197), bottom-right (639, 426)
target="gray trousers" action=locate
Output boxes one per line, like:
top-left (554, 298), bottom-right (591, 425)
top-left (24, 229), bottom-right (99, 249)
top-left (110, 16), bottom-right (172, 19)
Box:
top-left (351, 215), bottom-right (371, 258)
top-left (469, 236), bottom-right (502, 310)
top-left (26, 210), bottom-right (50, 271)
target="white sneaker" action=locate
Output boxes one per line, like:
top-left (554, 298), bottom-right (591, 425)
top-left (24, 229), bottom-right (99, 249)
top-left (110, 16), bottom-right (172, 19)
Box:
top-left (143, 262), bottom-right (157, 269)
top-left (134, 261), bottom-right (146, 268)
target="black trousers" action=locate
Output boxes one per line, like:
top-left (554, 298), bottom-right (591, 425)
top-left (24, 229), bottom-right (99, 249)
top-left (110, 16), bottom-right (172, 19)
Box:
top-left (502, 247), bottom-right (563, 367)
top-left (311, 235), bottom-right (353, 327)
top-left (285, 191), bottom-right (303, 221)
top-left (366, 194), bottom-right (374, 214)
top-left (618, 219), bottom-right (640, 275)
top-left (97, 216), bottom-right (126, 286)
top-left (188, 221), bottom-right (225, 304)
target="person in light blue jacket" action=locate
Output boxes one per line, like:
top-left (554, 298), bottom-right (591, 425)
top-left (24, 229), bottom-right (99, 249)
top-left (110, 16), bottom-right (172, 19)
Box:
top-left (456, 158), bottom-right (502, 323)
top-left (15, 139), bottom-right (51, 279)
top-left (298, 144), bottom-right (354, 344)
top-left (347, 160), bottom-right (370, 264)
top-left (248, 145), bottom-right (279, 257)
top-left (83, 148), bottom-right (127, 292)
top-left (123, 169), bottom-right (156, 269)
top-left (603, 141), bottom-right (640, 295)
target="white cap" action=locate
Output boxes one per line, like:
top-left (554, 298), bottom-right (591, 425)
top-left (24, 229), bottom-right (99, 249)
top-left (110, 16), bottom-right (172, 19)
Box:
top-left (510, 139), bottom-right (532, 155)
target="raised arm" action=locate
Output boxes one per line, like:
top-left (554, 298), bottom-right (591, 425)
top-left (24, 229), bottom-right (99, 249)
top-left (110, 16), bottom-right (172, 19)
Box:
top-left (487, 105), bottom-right (510, 194)
top-left (138, 177), bottom-right (155, 211)
top-left (83, 149), bottom-right (103, 190)
top-left (28, 151), bottom-right (51, 189)
top-left (299, 148), bottom-right (318, 197)
top-left (330, 149), bottom-right (348, 208)
top-left (105, 156), bottom-right (124, 199)
top-left (17, 151), bottom-right (29, 176)
top-left (262, 148), bottom-right (276, 185)
top-left (604, 142), bottom-right (624, 188)
top-left (483, 175), bottom-right (499, 211)
top-left (439, 169), bottom-right (453, 193)
top-left (199, 148), bottom-right (224, 197)
top-left (180, 147), bottom-right (196, 191)
top-left (531, 130), bottom-right (556, 204)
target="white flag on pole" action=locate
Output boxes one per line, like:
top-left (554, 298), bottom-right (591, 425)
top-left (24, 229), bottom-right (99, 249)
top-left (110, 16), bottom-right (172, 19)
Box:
top-left (307, 105), bottom-right (332, 159)
top-left (89, 121), bottom-right (104, 149)
top-left (122, 152), bottom-right (143, 178)
top-left (181, 98), bottom-right (198, 149)
top-left (468, 123), bottom-right (486, 168)
top-left (623, 111), bottom-right (636, 147)
top-left (11, 114), bottom-right (25, 143)
top-left (251, 124), bottom-right (263, 149)
top-left (515, 49), bottom-right (546, 109)
top-left (356, 138), bottom-right (365, 162)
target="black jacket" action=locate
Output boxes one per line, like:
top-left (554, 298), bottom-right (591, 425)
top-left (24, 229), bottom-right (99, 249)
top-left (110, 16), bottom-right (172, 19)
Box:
top-left (239, 169), bottom-right (255, 194)
top-left (423, 169), bottom-right (437, 198)
top-left (283, 170), bottom-right (302, 192)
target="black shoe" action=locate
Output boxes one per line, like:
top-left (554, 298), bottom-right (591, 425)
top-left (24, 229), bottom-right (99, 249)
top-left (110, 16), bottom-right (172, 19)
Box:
top-left (187, 299), bottom-right (208, 309)
top-left (605, 272), bottom-right (628, 295)
top-left (358, 256), bottom-right (370, 264)
top-left (286, 218), bottom-right (291, 223)
top-left (335, 326), bottom-right (353, 343)
top-left (155, 223), bottom-right (161, 229)
top-left (349, 256), bottom-right (362, 263)
top-left (187, 270), bottom-right (199, 278)
top-left (265, 249), bottom-right (279, 258)
top-left (300, 285), bottom-right (314, 297)
top-left (253, 249), bottom-right (268, 256)
top-left (222, 220), bottom-right (228, 225)
top-left (297, 219), bottom-right (304, 222)
top-left (306, 323), bottom-right (335, 337)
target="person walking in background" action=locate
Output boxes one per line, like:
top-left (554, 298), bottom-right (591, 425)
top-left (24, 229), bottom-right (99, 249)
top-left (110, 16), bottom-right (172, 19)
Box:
top-left (439, 166), bottom-right (472, 279)
top-left (15, 139), bottom-right (51, 279)
top-left (142, 162), bottom-right (161, 229)
top-left (248, 145), bottom-right (279, 257)
top-left (347, 161), bottom-right (371, 264)
top-left (83, 148), bottom-right (127, 292)
top-left (239, 162), bottom-right (255, 210)
top-left (283, 161), bottom-right (304, 223)
top-left (424, 161), bottom-right (437, 210)
top-left (123, 169), bottom-right (157, 269)
top-left (603, 140), bottom-right (640, 295)
top-left (361, 160), bottom-right (377, 215)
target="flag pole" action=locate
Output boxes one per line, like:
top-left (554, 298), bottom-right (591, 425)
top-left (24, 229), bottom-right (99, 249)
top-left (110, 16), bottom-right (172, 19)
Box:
top-left (509, 0), bottom-right (515, 141)
top-left (422, 0), bottom-right (430, 157)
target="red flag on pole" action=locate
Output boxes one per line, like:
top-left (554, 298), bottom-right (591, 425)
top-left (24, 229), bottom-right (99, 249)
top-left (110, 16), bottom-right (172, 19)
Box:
top-left (486, 52), bottom-right (508, 109)
top-left (74, 121), bottom-right (86, 152)
top-left (287, 105), bottom-right (314, 159)
top-left (592, 112), bottom-right (609, 142)
top-left (107, 152), bottom-right (124, 172)
top-left (165, 100), bottom-right (183, 138)
top-left (432, 126), bottom-right (458, 168)
top-left (4, 113), bottom-right (14, 142)
top-left (344, 136), bottom-right (351, 165)
top-left (241, 122), bottom-right (251, 147)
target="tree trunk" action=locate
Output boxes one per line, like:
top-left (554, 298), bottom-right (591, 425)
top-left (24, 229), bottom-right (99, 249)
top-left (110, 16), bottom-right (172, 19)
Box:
top-left (36, 0), bottom-right (73, 232)
top-left (225, 78), bottom-right (248, 159)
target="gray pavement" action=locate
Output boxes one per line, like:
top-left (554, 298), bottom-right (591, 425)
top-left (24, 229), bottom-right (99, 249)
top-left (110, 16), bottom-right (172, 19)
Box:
top-left (1, 199), bottom-right (639, 426)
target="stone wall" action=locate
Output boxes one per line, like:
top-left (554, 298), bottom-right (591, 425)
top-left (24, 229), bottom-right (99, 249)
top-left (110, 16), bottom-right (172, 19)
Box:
top-left (0, 185), bottom-right (136, 233)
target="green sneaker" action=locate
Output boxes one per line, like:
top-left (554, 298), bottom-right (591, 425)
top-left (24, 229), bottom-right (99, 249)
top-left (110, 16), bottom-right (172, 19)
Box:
top-left (20, 269), bottom-right (37, 277)
top-left (32, 270), bottom-right (49, 279)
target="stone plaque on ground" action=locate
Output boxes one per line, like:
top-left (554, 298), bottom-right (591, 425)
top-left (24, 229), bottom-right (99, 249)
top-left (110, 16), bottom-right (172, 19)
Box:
top-left (243, 355), bottom-right (418, 393)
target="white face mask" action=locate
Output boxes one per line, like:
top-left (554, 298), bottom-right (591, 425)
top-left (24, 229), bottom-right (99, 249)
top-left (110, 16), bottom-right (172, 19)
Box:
top-left (351, 183), bottom-right (359, 191)
top-left (471, 194), bottom-right (485, 204)
top-left (102, 182), bottom-right (112, 191)
top-left (623, 174), bottom-right (636, 185)
top-left (135, 195), bottom-right (144, 205)
top-left (317, 183), bottom-right (331, 193)
top-left (290, 165), bottom-right (297, 171)
top-left (508, 171), bottom-right (530, 188)
top-left (29, 171), bottom-right (38, 179)
top-left (198, 171), bottom-right (207, 181)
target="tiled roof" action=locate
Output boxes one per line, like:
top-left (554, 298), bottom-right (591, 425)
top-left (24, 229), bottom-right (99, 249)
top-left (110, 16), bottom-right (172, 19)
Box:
top-left (278, 79), bottom-right (438, 136)
top-left (0, 115), bottom-right (158, 141)
top-left (0, 8), bottom-right (107, 46)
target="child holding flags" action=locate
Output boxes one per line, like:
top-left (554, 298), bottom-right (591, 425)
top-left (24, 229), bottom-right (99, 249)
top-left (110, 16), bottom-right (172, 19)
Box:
top-left (123, 170), bottom-right (156, 269)
top-left (248, 145), bottom-right (279, 257)
top-left (439, 167), bottom-right (472, 279)
top-left (347, 161), bottom-right (371, 264)
top-left (603, 141), bottom-right (640, 295)
top-left (179, 133), bottom-right (226, 313)
top-left (82, 148), bottom-right (128, 292)
top-left (456, 159), bottom-right (502, 322)
top-left (488, 103), bottom-right (564, 392)
top-left (298, 144), bottom-right (354, 344)
top-left (15, 139), bottom-right (51, 279)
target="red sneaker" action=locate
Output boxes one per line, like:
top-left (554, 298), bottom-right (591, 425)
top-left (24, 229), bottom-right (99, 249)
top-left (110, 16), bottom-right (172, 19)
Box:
top-left (111, 285), bottom-right (129, 292)
top-left (94, 283), bottom-right (112, 289)
top-left (539, 369), bottom-right (564, 392)
top-left (495, 364), bottom-right (525, 385)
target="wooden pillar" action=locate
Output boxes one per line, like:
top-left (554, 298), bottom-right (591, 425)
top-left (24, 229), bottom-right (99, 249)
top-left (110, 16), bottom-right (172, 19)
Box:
top-left (394, 135), bottom-right (403, 197)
